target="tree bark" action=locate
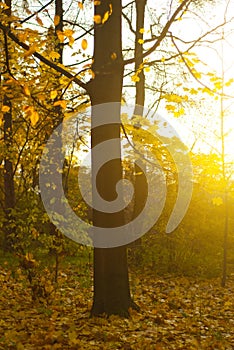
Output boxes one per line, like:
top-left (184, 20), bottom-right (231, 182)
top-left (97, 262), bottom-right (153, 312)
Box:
top-left (89, 0), bottom-right (133, 317)
top-left (134, 0), bottom-right (146, 111)
top-left (130, 0), bottom-right (147, 250)
top-left (2, 0), bottom-right (15, 252)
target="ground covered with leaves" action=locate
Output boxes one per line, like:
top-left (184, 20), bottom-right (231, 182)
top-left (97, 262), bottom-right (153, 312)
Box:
top-left (0, 262), bottom-right (233, 350)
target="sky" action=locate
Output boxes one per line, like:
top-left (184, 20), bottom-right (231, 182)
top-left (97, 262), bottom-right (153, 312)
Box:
top-left (153, 0), bottom-right (234, 165)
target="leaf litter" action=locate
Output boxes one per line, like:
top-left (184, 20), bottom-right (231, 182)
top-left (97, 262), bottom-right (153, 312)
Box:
top-left (0, 264), bottom-right (233, 349)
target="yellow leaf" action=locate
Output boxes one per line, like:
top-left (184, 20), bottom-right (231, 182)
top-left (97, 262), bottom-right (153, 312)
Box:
top-left (94, 0), bottom-right (101, 5)
top-left (225, 78), bottom-right (234, 87)
top-left (109, 3), bottom-right (113, 15)
top-left (178, 107), bottom-right (185, 115)
top-left (190, 88), bottom-right (198, 95)
top-left (173, 108), bottom-right (185, 118)
top-left (1, 105), bottom-right (10, 113)
top-left (49, 51), bottom-right (60, 60)
top-left (50, 90), bottom-right (58, 99)
top-left (25, 252), bottom-right (34, 261)
top-left (69, 36), bottom-right (75, 46)
top-left (56, 30), bottom-right (65, 42)
top-left (131, 75), bottom-right (140, 83)
top-left (81, 39), bottom-right (88, 50)
top-left (54, 15), bottom-right (60, 26)
top-left (93, 15), bottom-right (101, 24)
top-left (139, 28), bottom-right (145, 34)
top-left (30, 111), bottom-right (39, 126)
top-left (78, 1), bottom-right (83, 9)
top-left (64, 29), bottom-right (74, 37)
top-left (23, 85), bottom-right (31, 96)
top-left (192, 70), bottom-right (202, 79)
top-left (165, 104), bottom-right (176, 111)
top-left (192, 57), bottom-right (200, 64)
top-left (214, 81), bottom-right (222, 90)
top-left (31, 228), bottom-right (39, 239)
top-left (54, 100), bottom-right (67, 109)
top-left (102, 11), bottom-right (110, 24)
top-left (202, 87), bottom-right (213, 95)
top-left (138, 39), bottom-right (144, 44)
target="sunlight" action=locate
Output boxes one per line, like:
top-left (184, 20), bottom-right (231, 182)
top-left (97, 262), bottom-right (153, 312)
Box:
top-left (167, 0), bottom-right (234, 165)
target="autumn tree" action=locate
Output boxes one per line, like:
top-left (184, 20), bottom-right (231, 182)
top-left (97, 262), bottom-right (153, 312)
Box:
top-left (1, 0), bottom-right (232, 316)
top-left (1, 0), bottom-right (15, 251)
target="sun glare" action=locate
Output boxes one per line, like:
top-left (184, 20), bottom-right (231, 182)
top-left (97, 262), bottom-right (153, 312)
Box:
top-left (168, 0), bottom-right (234, 167)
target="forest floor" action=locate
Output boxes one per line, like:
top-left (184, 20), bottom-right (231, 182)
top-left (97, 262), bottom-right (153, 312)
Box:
top-left (0, 260), bottom-right (233, 350)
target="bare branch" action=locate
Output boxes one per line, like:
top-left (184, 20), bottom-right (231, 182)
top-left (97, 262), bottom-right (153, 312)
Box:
top-left (122, 11), bottom-right (135, 35)
top-left (20, 0), bottom-right (54, 24)
top-left (124, 0), bottom-right (192, 65)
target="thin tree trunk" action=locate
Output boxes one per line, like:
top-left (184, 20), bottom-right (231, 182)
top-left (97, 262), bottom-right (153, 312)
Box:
top-left (134, 0), bottom-right (146, 112)
top-left (2, 0), bottom-right (15, 252)
top-left (130, 0), bottom-right (147, 249)
top-left (50, 0), bottom-right (64, 281)
top-left (220, 29), bottom-right (229, 287)
top-left (55, 0), bottom-right (63, 64)
top-left (221, 189), bottom-right (228, 287)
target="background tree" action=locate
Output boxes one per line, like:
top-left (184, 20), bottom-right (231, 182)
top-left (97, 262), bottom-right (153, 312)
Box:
top-left (1, 0), bottom-right (15, 251)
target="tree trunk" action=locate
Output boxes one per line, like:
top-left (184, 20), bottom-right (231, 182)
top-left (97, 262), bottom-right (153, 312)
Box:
top-left (134, 0), bottom-right (146, 111)
top-left (89, 0), bottom-right (133, 317)
top-left (2, 0), bottom-right (15, 252)
top-left (54, 0), bottom-right (63, 64)
top-left (130, 0), bottom-right (147, 250)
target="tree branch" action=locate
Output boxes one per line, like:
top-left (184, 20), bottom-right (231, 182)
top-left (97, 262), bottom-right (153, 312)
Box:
top-left (20, 0), bottom-right (54, 24)
top-left (0, 23), bottom-right (88, 91)
top-left (124, 0), bottom-right (192, 65)
top-left (170, 33), bottom-right (234, 99)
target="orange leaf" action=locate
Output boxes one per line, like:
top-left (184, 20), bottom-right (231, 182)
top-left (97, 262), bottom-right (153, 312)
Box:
top-left (1, 105), bottom-right (10, 113)
top-left (54, 15), bottom-right (60, 26)
top-left (54, 100), bottom-right (67, 109)
top-left (36, 15), bottom-right (43, 26)
top-left (56, 30), bottom-right (65, 42)
top-left (78, 1), bottom-right (83, 9)
top-left (30, 111), bottom-right (39, 126)
top-left (23, 85), bottom-right (31, 96)
top-left (81, 39), bottom-right (88, 50)
top-left (69, 36), bottom-right (75, 46)
top-left (93, 15), bottom-right (101, 24)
